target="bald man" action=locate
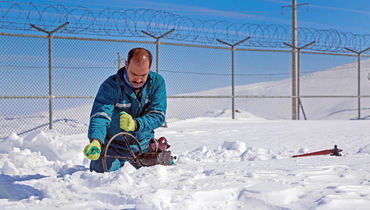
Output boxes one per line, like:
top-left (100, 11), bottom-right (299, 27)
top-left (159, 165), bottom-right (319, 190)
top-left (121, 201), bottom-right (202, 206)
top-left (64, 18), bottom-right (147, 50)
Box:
top-left (83, 48), bottom-right (167, 173)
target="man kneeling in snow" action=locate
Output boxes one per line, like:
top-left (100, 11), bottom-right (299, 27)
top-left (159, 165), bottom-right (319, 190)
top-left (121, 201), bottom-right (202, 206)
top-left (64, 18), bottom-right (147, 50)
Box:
top-left (83, 48), bottom-right (167, 173)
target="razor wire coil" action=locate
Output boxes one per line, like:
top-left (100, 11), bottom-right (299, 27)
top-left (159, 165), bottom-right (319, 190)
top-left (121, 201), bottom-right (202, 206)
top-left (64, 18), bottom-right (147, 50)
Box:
top-left (0, 1), bottom-right (369, 53)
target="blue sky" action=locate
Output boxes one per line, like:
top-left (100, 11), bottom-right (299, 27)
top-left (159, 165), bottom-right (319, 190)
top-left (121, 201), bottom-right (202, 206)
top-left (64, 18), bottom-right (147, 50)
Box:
top-left (13, 0), bottom-right (370, 34)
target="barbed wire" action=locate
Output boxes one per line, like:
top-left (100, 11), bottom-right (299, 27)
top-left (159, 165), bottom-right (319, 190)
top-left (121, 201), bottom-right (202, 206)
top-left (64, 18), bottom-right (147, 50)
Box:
top-left (0, 1), bottom-right (369, 53)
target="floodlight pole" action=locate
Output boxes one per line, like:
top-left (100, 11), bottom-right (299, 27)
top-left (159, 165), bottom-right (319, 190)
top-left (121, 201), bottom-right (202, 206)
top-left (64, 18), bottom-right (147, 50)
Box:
top-left (216, 37), bottom-right (251, 119)
top-left (282, 0), bottom-right (309, 120)
top-left (283, 41), bottom-right (315, 120)
top-left (344, 47), bottom-right (370, 120)
top-left (141, 29), bottom-right (175, 73)
top-left (30, 22), bottom-right (69, 130)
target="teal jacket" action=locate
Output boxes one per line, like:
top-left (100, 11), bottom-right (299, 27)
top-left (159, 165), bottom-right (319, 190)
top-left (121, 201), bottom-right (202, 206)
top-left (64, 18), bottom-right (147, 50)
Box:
top-left (88, 68), bottom-right (167, 149)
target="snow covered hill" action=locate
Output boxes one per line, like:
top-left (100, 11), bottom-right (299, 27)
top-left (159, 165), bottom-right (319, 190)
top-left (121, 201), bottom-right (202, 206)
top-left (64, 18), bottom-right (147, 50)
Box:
top-left (167, 58), bottom-right (370, 120)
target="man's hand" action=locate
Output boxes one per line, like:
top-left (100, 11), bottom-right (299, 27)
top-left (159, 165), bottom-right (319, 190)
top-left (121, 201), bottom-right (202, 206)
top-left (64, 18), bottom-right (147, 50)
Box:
top-left (120, 111), bottom-right (136, 131)
top-left (83, 140), bottom-right (101, 160)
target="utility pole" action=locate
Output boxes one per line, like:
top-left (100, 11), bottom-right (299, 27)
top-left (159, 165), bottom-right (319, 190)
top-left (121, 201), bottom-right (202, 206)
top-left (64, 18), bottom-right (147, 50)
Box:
top-left (282, 0), bottom-right (308, 120)
top-left (117, 52), bottom-right (122, 69)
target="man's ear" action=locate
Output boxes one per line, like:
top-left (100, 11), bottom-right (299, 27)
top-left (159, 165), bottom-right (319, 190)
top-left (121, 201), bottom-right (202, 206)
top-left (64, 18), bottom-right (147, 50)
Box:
top-left (125, 60), bottom-right (128, 68)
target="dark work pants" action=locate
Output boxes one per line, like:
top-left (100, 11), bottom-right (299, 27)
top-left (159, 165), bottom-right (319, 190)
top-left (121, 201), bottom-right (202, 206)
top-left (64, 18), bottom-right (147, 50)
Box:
top-left (90, 136), bottom-right (148, 173)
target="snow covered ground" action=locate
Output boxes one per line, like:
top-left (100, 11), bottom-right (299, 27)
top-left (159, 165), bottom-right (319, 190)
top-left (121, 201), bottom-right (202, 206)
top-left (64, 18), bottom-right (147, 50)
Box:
top-left (1, 60), bottom-right (370, 209)
top-left (1, 117), bottom-right (370, 209)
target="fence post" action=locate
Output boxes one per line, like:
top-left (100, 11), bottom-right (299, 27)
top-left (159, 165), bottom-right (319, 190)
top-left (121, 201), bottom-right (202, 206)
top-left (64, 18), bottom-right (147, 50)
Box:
top-left (344, 47), bottom-right (370, 120)
top-left (283, 41), bottom-right (315, 120)
top-left (141, 29), bottom-right (174, 128)
top-left (30, 22), bottom-right (69, 129)
top-left (141, 29), bottom-right (175, 73)
top-left (216, 37), bottom-right (250, 119)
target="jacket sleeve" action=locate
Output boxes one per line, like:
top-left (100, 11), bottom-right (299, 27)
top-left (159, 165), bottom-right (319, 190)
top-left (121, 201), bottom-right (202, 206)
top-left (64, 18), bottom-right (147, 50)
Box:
top-left (88, 78), bottom-right (117, 144)
top-left (135, 74), bottom-right (167, 132)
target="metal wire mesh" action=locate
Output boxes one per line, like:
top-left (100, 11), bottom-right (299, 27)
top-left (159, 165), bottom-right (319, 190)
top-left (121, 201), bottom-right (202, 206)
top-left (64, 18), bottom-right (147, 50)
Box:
top-left (0, 35), bottom-right (49, 138)
top-left (160, 44), bottom-right (231, 95)
top-left (0, 35), bottom-right (49, 96)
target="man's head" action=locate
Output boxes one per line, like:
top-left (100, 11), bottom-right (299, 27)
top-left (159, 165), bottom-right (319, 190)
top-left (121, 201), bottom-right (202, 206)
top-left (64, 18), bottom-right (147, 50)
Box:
top-left (125, 48), bottom-right (153, 88)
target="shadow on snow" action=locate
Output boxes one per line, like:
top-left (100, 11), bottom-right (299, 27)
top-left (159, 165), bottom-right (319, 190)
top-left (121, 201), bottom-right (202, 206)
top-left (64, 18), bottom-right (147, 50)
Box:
top-left (0, 174), bottom-right (46, 201)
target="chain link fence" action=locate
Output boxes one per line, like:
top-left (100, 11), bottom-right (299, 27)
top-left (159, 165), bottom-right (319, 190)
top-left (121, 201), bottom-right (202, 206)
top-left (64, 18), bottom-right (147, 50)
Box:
top-left (1, 32), bottom-right (370, 139)
top-left (1, 3), bottom-right (370, 139)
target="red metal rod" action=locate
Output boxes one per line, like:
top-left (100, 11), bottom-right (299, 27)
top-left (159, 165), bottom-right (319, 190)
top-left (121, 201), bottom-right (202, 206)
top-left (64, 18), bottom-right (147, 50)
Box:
top-left (292, 149), bottom-right (333, 158)
top-left (292, 145), bottom-right (342, 158)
